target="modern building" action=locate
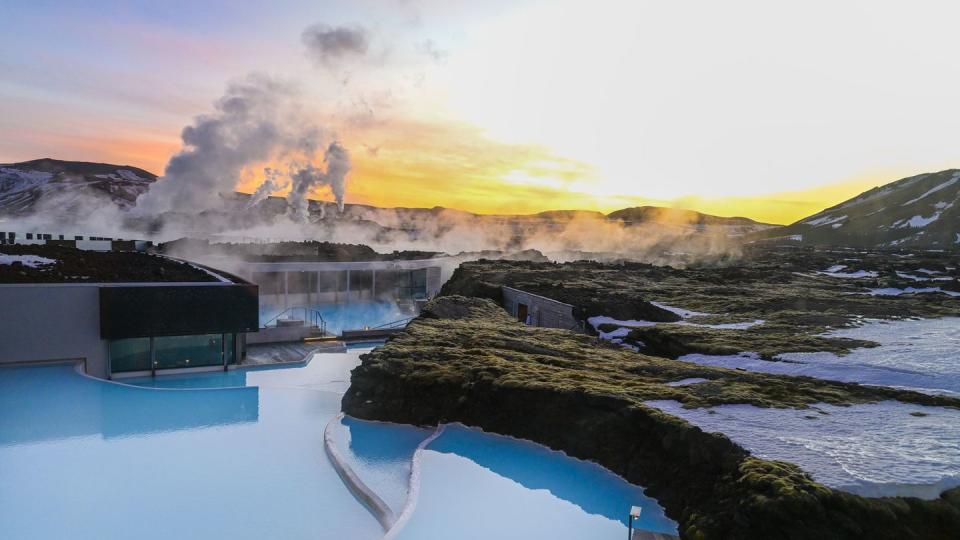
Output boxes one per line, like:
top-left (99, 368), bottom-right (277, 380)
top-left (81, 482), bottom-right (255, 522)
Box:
top-left (236, 258), bottom-right (447, 310)
top-left (0, 246), bottom-right (258, 379)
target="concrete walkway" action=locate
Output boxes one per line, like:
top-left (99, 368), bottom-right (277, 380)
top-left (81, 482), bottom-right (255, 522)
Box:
top-left (633, 530), bottom-right (680, 540)
top-left (242, 341), bottom-right (346, 366)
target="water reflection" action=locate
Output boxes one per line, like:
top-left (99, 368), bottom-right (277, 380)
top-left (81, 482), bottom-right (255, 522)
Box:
top-left (0, 365), bottom-right (258, 446)
top-left (394, 424), bottom-right (678, 539)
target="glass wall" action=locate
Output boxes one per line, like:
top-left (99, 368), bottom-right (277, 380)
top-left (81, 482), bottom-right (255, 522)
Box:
top-left (398, 269), bottom-right (428, 299)
top-left (110, 333), bottom-right (238, 374)
top-left (108, 338), bottom-right (151, 372)
top-left (155, 334), bottom-right (224, 370)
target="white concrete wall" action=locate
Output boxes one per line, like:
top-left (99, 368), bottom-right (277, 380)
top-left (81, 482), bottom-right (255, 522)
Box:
top-left (0, 284), bottom-right (109, 377)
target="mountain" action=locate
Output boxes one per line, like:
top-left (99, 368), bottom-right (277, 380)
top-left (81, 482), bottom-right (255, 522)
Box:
top-left (0, 158), bottom-right (774, 239)
top-left (762, 169), bottom-right (960, 249)
top-left (0, 158), bottom-right (156, 216)
top-left (608, 206), bottom-right (774, 232)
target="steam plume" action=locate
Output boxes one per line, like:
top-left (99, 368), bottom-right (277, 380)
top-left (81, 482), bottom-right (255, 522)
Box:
top-left (136, 74), bottom-right (337, 216)
top-left (246, 167), bottom-right (289, 209)
top-left (285, 142), bottom-right (350, 220)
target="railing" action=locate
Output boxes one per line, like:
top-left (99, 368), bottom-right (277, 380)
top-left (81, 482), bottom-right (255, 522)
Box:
top-left (370, 316), bottom-right (415, 330)
top-left (262, 306), bottom-right (328, 337)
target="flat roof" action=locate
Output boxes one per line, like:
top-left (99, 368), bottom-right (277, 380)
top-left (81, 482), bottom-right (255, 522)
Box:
top-left (0, 244), bottom-right (242, 284)
top-left (158, 238), bottom-right (443, 263)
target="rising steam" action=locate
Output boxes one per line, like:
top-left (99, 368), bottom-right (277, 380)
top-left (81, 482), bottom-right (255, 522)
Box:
top-left (285, 142), bottom-right (350, 221)
top-left (135, 73), bottom-right (351, 221)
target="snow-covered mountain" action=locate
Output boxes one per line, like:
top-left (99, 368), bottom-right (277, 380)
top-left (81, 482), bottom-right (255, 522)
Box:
top-left (0, 158), bottom-right (156, 216)
top-left (765, 169), bottom-right (960, 249)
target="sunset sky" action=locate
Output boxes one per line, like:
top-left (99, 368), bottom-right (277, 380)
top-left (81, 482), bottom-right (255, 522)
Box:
top-left (2, 1), bottom-right (960, 224)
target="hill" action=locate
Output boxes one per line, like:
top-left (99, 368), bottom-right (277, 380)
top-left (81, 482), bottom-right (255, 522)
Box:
top-left (0, 158), bottom-right (156, 215)
top-left (608, 206), bottom-right (774, 231)
top-left (762, 169), bottom-right (960, 249)
top-left (0, 158), bottom-right (774, 236)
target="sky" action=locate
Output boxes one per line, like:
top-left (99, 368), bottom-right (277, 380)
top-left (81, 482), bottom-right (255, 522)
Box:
top-left (2, 0), bottom-right (960, 224)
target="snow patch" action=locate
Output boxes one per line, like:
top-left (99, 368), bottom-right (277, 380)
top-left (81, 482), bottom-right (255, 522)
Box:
top-left (598, 326), bottom-right (630, 340)
top-left (680, 318), bottom-right (960, 396)
top-left (902, 176), bottom-right (959, 206)
top-left (896, 271), bottom-right (953, 282)
top-left (587, 316), bottom-right (656, 329)
top-left (650, 301), bottom-right (706, 319)
top-left (646, 399), bottom-right (960, 499)
top-left (902, 213), bottom-right (941, 228)
top-left (683, 319), bottom-right (765, 330)
top-left (664, 378), bottom-right (709, 387)
top-left (866, 287), bottom-right (960, 297)
top-left (0, 253), bottom-right (56, 267)
top-left (817, 268), bottom-right (878, 278)
top-left (803, 214), bottom-right (848, 227)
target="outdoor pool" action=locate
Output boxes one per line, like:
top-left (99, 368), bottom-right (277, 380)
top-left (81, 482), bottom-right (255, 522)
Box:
top-left (260, 301), bottom-right (412, 335)
top-left (1, 347), bottom-right (676, 539)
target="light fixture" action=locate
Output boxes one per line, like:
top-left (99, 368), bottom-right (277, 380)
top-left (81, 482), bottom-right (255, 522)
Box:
top-left (628, 506), bottom-right (642, 539)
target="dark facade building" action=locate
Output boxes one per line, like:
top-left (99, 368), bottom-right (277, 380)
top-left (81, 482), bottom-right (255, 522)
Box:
top-left (0, 246), bottom-right (258, 378)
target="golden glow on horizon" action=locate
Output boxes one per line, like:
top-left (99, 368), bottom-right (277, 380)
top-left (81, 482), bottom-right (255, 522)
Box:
top-left (232, 119), bottom-right (924, 225)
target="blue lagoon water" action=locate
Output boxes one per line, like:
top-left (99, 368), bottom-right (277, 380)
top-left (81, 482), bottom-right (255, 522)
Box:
top-left (392, 424), bottom-right (678, 539)
top-left (1, 347), bottom-right (676, 539)
top-left (0, 363), bottom-right (382, 540)
top-left (260, 301), bottom-right (412, 335)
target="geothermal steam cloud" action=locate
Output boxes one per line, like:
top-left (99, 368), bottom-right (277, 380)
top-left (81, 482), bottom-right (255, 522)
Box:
top-left (286, 142), bottom-right (350, 220)
top-left (136, 74), bottom-right (350, 220)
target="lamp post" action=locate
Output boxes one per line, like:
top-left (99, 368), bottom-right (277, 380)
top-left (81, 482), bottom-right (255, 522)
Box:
top-left (628, 506), bottom-right (641, 540)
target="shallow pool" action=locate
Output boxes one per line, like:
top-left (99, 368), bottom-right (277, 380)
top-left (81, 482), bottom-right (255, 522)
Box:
top-left (2, 348), bottom-right (676, 539)
top-left (390, 424), bottom-right (678, 539)
top-left (260, 301), bottom-right (412, 335)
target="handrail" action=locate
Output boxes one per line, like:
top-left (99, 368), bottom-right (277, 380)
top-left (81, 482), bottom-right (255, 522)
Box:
top-left (262, 306), bottom-right (328, 336)
top-left (370, 316), bottom-right (415, 330)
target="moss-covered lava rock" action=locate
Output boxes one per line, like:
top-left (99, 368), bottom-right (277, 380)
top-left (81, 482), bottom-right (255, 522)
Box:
top-left (343, 296), bottom-right (960, 540)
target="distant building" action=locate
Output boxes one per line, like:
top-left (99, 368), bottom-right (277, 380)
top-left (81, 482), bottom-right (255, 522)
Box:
top-left (0, 229), bottom-right (153, 251)
top-left (501, 285), bottom-right (582, 331)
top-left (238, 258), bottom-right (446, 311)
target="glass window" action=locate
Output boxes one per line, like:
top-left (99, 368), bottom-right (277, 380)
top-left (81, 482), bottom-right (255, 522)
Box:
top-left (224, 334), bottom-right (236, 365)
top-left (313, 271), bottom-right (344, 293)
top-left (154, 334), bottom-right (223, 369)
top-left (110, 338), bottom-right (151, 373)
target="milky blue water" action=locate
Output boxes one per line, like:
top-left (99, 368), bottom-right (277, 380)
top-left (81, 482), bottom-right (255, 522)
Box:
top-left (0, 363), bottom-right (382, 540)
top-left (393, 424), bottom-right (678, 539)
top-left (260, 301), bottom-right (412, 335)
top-left (328, 417), bottom-right (431, 515)
top-left (1, 347), bottom-right (676, 539)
